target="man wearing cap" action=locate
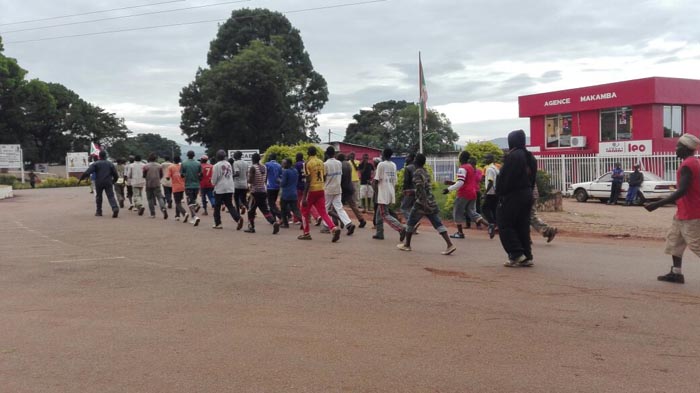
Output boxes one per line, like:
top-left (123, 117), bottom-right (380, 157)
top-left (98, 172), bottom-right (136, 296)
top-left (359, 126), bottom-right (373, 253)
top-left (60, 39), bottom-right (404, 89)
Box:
top-left (646, 133), bottom-right (700, 284)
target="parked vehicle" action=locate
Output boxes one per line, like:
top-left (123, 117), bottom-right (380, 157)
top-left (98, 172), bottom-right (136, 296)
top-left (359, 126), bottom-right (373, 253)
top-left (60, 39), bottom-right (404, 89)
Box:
top-left (569, 171), bottom-right (675, 204)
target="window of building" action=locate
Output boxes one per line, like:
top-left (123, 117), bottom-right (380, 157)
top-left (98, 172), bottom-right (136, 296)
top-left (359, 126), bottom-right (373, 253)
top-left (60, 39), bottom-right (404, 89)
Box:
top-left (663, 105), bottom-right (683, 138)
top-left (545, 113), bottom-right (572, 148)
top-left (600, 107), bottom-right (633, 141)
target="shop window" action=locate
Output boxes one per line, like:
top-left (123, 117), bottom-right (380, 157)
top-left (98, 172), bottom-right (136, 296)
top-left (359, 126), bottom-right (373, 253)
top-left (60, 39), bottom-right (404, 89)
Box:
top-left (545, 113), bottom-right (572, 148)
top-left (663, 105), bottom-right (683, 138)
top-left (600, 107), bottom-right (633, 141)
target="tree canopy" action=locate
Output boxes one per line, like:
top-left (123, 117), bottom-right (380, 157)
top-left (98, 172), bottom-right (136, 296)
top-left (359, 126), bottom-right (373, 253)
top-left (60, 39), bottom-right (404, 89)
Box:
top-left (108, 133), bottom-right (181, 160)
top-left (180, 8), bottom-right (328, 153)
top-left (343, 100), bottom-right (459, 155)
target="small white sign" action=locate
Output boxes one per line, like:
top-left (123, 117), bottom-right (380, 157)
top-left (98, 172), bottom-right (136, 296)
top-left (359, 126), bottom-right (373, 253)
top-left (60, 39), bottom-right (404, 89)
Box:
top-left (228, 149), bottom-right (259, 163)
top-left (66, 152), bottom-right (90, 172)
top-left (526, 146), bottom-right (541, 153)
top-left (599, 140), bottom-right (652, 156)
top-left (0, 144), bottom-right (22, 169)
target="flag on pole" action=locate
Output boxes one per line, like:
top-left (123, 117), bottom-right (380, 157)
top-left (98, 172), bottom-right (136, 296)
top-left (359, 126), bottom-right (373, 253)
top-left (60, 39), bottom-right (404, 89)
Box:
top-left (419, 52), bottom-right (428, 121)
top-left (90, 142), bottom-right (101, 157)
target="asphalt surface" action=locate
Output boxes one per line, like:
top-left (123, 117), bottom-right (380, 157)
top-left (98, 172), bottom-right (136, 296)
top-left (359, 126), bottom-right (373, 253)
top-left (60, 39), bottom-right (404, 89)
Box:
top-left (2, 187), bottom-right (700, 393)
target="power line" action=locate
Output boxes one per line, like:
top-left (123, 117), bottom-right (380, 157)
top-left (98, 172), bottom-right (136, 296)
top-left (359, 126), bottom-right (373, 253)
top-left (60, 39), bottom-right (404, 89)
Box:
top-left (4, 0), bottom-right (388, 45)
top-left (0, 0), bottom-right (187, 27)
top-left (1, 0), bottom-right (253, 35)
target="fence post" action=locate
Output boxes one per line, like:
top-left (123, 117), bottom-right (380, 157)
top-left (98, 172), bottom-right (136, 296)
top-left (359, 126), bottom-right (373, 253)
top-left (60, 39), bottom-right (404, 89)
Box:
top-left (595, 155), bottom-right (600, 179)
top-left (560, 155), bottom-right (566, 194)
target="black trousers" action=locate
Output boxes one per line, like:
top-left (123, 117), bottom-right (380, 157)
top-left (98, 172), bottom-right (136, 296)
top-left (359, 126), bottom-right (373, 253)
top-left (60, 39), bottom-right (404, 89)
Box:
top-left (267, 189), bottom-right (282, 220)
top-left (95, 183), bottom-right (119, 214)
top-left (482, 194), bottom-right (498, 224)
top-left (248, 191), bottom-right (275, 226)
top-left (163, 186), bottom-right (172, 205)
top-left (214, 192), bottom-right (241, 225)
top-left (497, 188), bottom-right (533, 261)
top-left (234, 188), bottom-right (248, 212)
top-left (280, 198), bottom-right (301, 225)
top-left (610, 182), bottom-right (622, 203)
top-left (173, 191), bottom-right (187, 217)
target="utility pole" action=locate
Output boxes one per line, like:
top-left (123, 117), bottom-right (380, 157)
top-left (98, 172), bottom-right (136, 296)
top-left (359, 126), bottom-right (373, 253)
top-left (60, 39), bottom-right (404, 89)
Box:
top-left (328, 129), bottom-right (331, 143)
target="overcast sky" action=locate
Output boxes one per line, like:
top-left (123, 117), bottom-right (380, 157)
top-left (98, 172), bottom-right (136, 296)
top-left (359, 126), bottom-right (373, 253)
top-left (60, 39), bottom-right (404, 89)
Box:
top-left (2, 0), bottom-right (700, 147)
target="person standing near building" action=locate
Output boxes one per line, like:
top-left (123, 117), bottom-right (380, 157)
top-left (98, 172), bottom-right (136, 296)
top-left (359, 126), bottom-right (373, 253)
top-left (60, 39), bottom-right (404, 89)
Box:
top-left (278, 158), bottom-right (302, 228)
top-left (645, 134), bottom-right (700, 284)
top-left (324, 147), bottom-right (355, 235)
top-left (265, 153), bottom-right (283, 221)
top-left (143, 153), bottom-right (168, 220)
top-left (129, 154), bottom-right (146, 216)
top-left (400, 153), bottom-right (417, 221)
top-left (180, 150), bottom-right (202, 226)
top-left (608, 162), bottom-right (624, 205)
top-left (443, 151), bottom-right (488, 239)
top-left (245, 153), bottom-right (280, 234)
top-left (232, 151), bottom-right (249, 215)
top-left (625, 164), bottom-right (644, 206)
top-left (167, 156), bottom-right (188, 222)
top-left (358, 153), bottom-right (374, 213)
top-left (497, 129), bottom-right (538, 267)
top-left (211, 150), bottom-right (244, 230)
top-left (483, 154), bottom-right (499, 239)
top-left (348, 152), bottom-right (362, 207)
top-left (161, 157), bottom-right (173, 209)
top-left (373, 148), bottom-right (406, 241)
top-left (78, 150), bottom-right (120, 218)
top-left (299, 146), bottom-right (340, 242)
top-left (397, 153), bottom-right (456, 255)
top-left (199, 155), bottom-right (215, 216)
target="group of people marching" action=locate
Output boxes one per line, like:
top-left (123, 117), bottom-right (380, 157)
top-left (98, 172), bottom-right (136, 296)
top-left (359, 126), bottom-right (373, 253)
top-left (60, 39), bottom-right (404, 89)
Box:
top-left (79, 129), bottom-right (564, 268)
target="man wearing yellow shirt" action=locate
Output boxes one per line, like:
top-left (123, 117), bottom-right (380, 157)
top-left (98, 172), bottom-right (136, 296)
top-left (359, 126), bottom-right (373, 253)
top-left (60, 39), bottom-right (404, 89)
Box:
top-left (348, 152), bottom-right (361, 206)
top-left (299, 146), bottom-right (341, 242)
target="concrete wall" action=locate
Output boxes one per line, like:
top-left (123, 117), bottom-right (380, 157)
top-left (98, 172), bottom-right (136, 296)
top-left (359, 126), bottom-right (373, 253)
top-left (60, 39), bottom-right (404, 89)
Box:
top-left (0, 185), bottom-right (13, 200)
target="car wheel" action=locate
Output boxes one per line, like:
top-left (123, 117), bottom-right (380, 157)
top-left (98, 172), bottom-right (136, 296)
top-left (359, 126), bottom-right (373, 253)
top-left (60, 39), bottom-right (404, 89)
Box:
top-left (574, 189), bottom-right (588, 202)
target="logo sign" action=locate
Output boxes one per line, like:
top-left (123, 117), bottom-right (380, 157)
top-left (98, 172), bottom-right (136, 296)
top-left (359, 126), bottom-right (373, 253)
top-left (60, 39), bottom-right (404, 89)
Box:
top-left (66, 152), bottom-right (90, 172)
top-left (599, 140), bottom-right (652, 156)
top-left (228, 149), bottom-right (259, 164)
top-left (0, 144), bottom-right (22, 169)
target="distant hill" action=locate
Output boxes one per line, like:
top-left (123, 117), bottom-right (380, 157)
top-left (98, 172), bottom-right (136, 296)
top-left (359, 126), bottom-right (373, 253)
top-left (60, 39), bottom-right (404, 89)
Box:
top-left (489, 137), bottom-right (530, 149)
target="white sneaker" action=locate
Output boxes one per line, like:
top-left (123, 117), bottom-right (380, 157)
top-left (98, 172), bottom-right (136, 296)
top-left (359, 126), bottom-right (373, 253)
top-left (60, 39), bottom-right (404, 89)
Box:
top-left (192, 217), bottom-right (200, 227)
top-left (212, 224), bottom-right (223, 229)
top-left (183, 213), bottom-right (189, 224)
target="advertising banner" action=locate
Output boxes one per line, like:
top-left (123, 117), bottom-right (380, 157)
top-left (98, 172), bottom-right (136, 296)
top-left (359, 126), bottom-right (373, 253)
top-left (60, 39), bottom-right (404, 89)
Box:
top-left (66, 152), bottom-right (90, 173)
top-left (228, 149), bottom-right (259, 163)
top-left (0, 144), bottom-right (22, 169)
top-left (599, 140), bottom-right (652, 156)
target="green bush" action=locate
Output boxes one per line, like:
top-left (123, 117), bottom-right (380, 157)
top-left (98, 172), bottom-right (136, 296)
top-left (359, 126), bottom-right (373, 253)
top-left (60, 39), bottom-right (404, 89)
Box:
top-left (11, 181), bottom-right (31, 189)
top-left (0, 174), bottom-right (18, 185)
top-left (536, 170), bottom-right (553, 201)
top-left (463, 141), bottom-right (504, 167)
top-left (394, 163), bottom-right (434, 209)
top-left (262, 142), bottom-right (320, 163)
top-left (36, 177), bottom-right (82, 188)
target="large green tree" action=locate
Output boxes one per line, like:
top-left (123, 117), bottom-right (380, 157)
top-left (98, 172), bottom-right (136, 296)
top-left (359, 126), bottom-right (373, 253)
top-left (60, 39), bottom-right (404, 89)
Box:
top-left (0, 36), bottom-right (28, 145)
top-left (108, 133), bottom-right (181, 160)
top-left (180, 8), bottom-right (328, 152)
top-left (344, 100), bottom-right (459, 154)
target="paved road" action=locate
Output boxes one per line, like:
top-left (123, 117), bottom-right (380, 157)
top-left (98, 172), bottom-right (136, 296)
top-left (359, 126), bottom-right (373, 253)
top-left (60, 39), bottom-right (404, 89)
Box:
top-left (2, 188), bottom-right (700, 393)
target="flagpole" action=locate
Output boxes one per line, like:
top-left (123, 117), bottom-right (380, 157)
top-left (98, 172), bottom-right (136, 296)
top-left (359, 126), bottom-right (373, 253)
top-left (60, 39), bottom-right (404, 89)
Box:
top-left (418, 51), bottom-right (423, 154)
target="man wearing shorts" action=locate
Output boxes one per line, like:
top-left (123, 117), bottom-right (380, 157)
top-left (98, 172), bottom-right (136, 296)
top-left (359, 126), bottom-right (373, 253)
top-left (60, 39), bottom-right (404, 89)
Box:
top-left (646, 134), bottom-right (700, 284)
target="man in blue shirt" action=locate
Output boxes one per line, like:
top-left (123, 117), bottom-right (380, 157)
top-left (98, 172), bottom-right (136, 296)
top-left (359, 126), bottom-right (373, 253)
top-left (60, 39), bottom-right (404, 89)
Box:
top-left (278, 158), bottom-right (302, 228)
top-left (265, 153), bottom-right (283, 221)
top-left (608, 162), bottom-right (624, 205)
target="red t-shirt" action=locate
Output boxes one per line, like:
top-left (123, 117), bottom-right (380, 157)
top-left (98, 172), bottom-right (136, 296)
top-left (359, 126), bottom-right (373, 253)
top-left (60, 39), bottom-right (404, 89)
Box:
top-left (200, 163), bottom-right (214, 188)
top-left (456, 163), bottom-right (477, 200)
top-left (676, 156), bottom-right (700, 220)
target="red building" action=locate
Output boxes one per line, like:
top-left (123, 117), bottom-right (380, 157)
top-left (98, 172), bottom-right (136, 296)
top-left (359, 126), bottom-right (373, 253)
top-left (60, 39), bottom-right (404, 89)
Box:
top-left (320, 141), bottom-right (383, 160)
top-left (519, 77), bottom-right (700, 155)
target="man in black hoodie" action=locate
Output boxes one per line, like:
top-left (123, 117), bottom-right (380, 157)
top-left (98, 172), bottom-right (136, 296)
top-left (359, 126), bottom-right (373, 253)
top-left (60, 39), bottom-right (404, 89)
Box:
top-left (497, 130), bottom-right (538, 267)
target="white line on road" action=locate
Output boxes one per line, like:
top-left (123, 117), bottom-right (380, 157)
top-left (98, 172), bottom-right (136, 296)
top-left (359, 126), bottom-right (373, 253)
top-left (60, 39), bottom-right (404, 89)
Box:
top-left (49, 256), bottom-right (126, 263)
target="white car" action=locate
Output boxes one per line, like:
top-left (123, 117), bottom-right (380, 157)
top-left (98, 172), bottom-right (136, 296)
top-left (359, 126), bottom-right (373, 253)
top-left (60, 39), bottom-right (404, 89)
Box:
top-left (569, 171), bottom-right (676, 204)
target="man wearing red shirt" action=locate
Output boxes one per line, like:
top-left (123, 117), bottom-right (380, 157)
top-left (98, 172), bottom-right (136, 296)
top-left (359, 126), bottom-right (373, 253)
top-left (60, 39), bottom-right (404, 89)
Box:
top-left (646, 133), bottom-right (700, 284)
top-left (199, 155), bottom-right (215, 216)
top-left (443, 151), bottom-right (488, 239)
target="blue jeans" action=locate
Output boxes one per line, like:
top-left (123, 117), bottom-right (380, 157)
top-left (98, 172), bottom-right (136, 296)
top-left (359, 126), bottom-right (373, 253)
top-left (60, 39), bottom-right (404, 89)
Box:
top-left (406, 206), bottom-right (446, 234)
top-left (626, 185), bottom-right (640, 203)
top-left (201, 187), bottom-right (215, 209)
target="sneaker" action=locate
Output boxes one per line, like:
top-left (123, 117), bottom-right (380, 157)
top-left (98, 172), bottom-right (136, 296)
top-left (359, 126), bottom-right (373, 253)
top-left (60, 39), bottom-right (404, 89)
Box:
top-left (212, 224), bottom-right (223, 229)
top-left (320, 227), bottom-right (331, 234)
top-left (397, 243), bottom-right (411, 252)
top-left (281, 223), bottom-right (290, 229)
top-left (183, 213), bottom-right (189, 224)
top-left (297, 233), bottom-right (312, 240)
top-left (399, 228), bottom-right (407, 242)
top-left (149, 215), bottom-right (156, 219)
top-left (488, 224), bottom-right (496, 239)
top-left (192, 217), bottom-right (200, 227)
top-left (331, 227), bottom-right (341, 243)
top-left (128, 206), bottom-right (134, 211)
top-left (450, 232), bottom-right (465, 239)
top-left (273, 222), bottom-right (280, 234)
top-left (119, 201), bottom-right (124, 208)
top-left (162, 209), bottom-right (168, 220)
top-left (236, 218), bottom-right (244, 231)
top-left (373, 234), bottom-right (384, 240)
top-left (95, 212), bottom-right (102, 217)
top-left (167, 203), bottom-right (172, 209)
top-left (519, 258), bottom-right (534, 267)
top-left (358, 220), bottom-right (367, 229)
top-left (413, 222), bottom-right (421, 233)
top-left (658, 270), bottom-right (685, 284)
top-left (504, 255), bottom-right (528, 267)
top-left (175, 217), bottom-right (180, 221)
top-left (112, 210), bottom-right (119, 218)
top-left (194, 204), bottom-right (201, 213)
top-left (346, 223), bottom-right (356, 236)
top-left (315, 217), bottom-right (322, 226)
top-left (441, 245), bottom-right (457, 255)
top-left (244, 226), bottom-right (255, 233)
top-left (138, 207), bottom-right (145, 216)
top-left (546, 227), bottom-right (558, 243)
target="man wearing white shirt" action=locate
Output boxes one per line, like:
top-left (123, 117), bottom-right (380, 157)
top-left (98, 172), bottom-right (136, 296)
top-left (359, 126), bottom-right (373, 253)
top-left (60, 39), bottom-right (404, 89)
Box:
top-left (324, 146), bottom-right (355, 235)
top-left (373, 148), bottom-right (406, 241)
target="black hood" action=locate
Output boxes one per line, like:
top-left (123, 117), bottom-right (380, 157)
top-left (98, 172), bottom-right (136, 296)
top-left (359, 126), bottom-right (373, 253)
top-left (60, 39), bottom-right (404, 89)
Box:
top-left (508, 129), bottom-right (527, 150)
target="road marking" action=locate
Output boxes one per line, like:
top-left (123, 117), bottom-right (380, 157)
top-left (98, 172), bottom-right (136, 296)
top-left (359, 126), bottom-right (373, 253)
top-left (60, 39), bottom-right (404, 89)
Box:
top-left (49, 256), bottom-right (126, 263)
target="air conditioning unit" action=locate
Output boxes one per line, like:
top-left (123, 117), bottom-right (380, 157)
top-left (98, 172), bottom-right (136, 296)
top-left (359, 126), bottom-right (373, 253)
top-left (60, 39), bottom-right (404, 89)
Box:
top-left (570, 136), bottom-right (587, 148)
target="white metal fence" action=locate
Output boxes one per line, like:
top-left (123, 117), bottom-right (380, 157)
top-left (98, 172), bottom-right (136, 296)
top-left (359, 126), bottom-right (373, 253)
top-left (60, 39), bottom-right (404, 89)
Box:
top-left (427, 153), bottom-right (682, 194)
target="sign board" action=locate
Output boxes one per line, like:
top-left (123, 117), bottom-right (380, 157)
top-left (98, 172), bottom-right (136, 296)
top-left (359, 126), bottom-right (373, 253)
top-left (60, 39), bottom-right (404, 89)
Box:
top-left (526, 146), bottom-right (541, 153)
top-left (66, 152), bottom-right (90, 173)
top-left (228, 149), bottom-right (259, 164)
top-left (35, 163), bottom-right (49, 173)
top-left (599, 140), bottom-right (652, 156)
top-left (0, 144), bottom-right (22, 169)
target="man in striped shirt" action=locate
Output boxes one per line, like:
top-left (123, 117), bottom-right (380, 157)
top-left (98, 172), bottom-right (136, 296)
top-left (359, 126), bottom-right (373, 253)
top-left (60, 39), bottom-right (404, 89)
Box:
top-left (244, 153), bottom-right (279, 234)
